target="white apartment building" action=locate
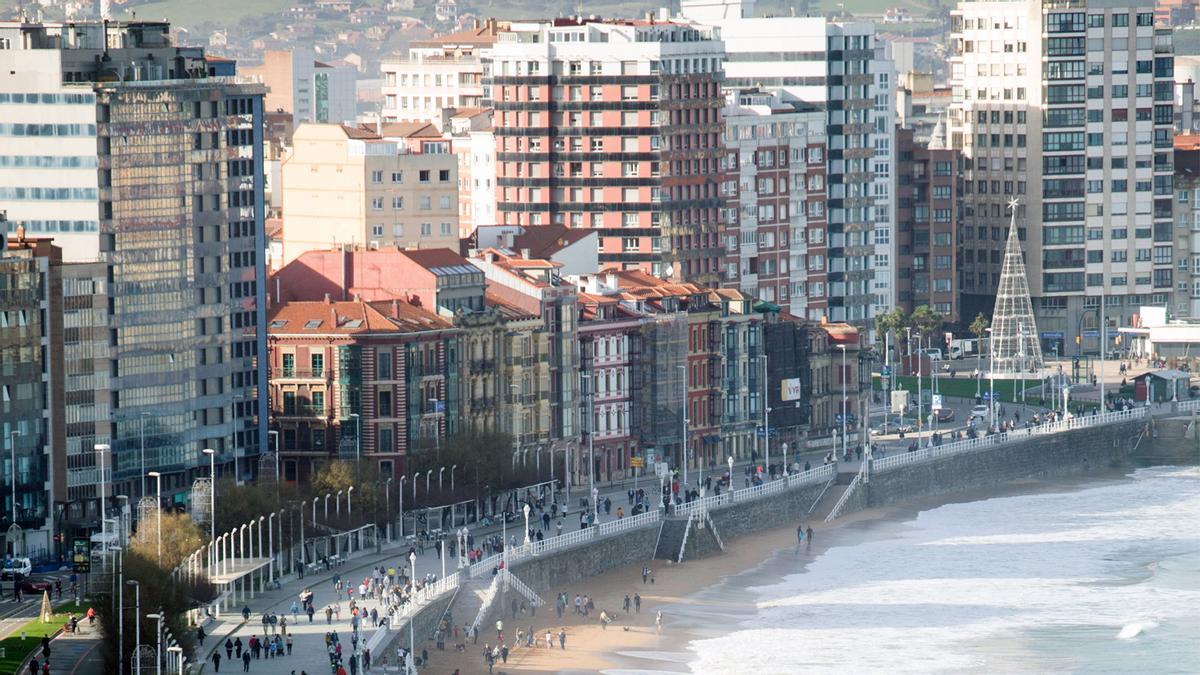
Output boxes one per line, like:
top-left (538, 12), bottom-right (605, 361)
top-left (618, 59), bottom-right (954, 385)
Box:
top-left (681, 0), bottom-right (893, 330)
top-left (244, 49), bottom-right (357, 124)
top-left (722, 89), bottom-right (827, 319)
top-left (950, 0), bottom-right (1175, 353)
top-left (380, 20), bottom-right (500, 127)
top-left (872, 40), bottom-right (898, 317)
top-left (281, 123), bottom-right (460, 264)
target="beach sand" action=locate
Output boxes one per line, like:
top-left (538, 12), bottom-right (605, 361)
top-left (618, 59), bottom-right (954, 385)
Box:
top-left (413, 473), bottom-right (1130, 675)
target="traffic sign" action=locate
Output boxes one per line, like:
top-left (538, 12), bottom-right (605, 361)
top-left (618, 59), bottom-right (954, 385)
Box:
top-left (931, 394), bottom-right (943, 412)
top-left (882, 365), bottom-right (892, 376)
top-left (630, 457), bottom-right (645, 468)
top-left (756, 426), bottom-right (766, 438)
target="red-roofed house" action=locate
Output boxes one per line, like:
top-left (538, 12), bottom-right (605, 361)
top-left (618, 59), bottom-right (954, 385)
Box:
top-left (267, 297), bottom-right (459, 483)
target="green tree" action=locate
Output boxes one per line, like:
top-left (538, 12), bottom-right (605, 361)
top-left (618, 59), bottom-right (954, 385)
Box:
top-left (129, 511), bottom-right (206, 572)
top-left (910, 305), bottom-right (945, 339)
top-left (970, 313), bottom-right (991, 351)
top-left (874, 307), bottom-right (910, 357)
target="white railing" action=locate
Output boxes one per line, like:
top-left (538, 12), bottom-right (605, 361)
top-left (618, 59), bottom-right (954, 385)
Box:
top-left (871, 407), bottom-right (1148, 474)
top-left (676, 512), bottom-right (694, 563)
top-left (365, 570), bottom-right (461, 656)
top-left (501, 569), bottom-right (544, 608)
top-left (673, 464), bottom-right (835, 518)
top-left (824, 469), bottom-right (862, 523)
top-left (1176, 398), bottom-right (1200, 412)
top-left (470, 574), bottom-right (502, 634)
top-left (705, 513), bottom-right (725, 551)
top-left (596, 509), bottom-right (661, 537)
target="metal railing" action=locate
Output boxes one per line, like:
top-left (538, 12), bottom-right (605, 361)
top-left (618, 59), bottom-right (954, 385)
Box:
top-left (1176, 399), bottom-right (1200, 412)
top-left (871, 407), bottom-right (1147, 474)
top-left (672, 464), bottom-right (836, 518)
top-left (365, 570), bottom-right (462, 656)
top-left (824, 468), bottom-right (862, 523)
top-left (501, 568), bottom-right (544, 608)
top-left (470, 574), bottom-right (502, 635)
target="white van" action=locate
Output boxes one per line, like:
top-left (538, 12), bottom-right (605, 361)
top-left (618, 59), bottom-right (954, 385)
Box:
top-left (1, 557), bottom-right (31, 580)
top-left (922, 347), bottom-right (944, 361)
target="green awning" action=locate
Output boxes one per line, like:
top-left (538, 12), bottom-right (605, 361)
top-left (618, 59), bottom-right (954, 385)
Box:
top-left (754, 300), bottom-right (781, 313)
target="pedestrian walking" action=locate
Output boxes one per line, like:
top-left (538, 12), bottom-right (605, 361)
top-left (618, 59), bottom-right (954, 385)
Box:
top-left (212, 652), bottom-right (222, 672)
top-left (241, 651), bottom-right (251, 672)
top-left (545, 630), bottom-right (553, 650)
top-left (634, 593), bottom-right (641, 613)
top-left (558, 628), bottom-right (566, 650)
top-left (623, 594), bottom-right (631, 613)
top-left (287, 633), bottom-right (294, 655)
top-left (225, 638), bottom-right (234, 660)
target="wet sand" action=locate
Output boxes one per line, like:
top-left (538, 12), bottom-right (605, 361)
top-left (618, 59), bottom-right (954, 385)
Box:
top-left (419, 472), bottom-right (1132, 674)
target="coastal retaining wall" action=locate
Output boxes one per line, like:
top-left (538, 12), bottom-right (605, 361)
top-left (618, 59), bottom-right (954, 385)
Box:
top-left (474, 525), bottom-right (661, 631)
top-left (852, 419), bottom-right (1147, 515)
top-left (376, 589), bottom-right (456, 661)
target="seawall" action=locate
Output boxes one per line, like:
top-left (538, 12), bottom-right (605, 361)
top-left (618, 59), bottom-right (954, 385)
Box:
top-left (849, 418), bottom-right (1148, 516)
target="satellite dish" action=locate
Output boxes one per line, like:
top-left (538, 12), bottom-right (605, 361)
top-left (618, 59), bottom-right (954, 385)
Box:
top-left (662, 265), bottom-right (674, 279)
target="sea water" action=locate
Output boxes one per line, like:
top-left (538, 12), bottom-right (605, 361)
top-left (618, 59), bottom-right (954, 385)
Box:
top-left (686, 467), bottom-right (1200, 674)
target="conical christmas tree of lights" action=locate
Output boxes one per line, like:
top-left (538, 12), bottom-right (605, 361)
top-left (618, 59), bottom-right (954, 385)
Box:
top-left (989, 198), bottom-right (1044, 377)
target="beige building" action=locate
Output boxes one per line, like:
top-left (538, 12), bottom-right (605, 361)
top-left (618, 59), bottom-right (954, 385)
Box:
top-left (281, 123), bottom-right (460, 264)
top-left (380, 20), bottom-right (502, 127)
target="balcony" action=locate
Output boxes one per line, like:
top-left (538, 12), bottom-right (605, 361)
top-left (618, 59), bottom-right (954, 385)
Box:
top-left (276, 404), bottom-right (325, 418)
top-left (469, 358), bottom-right (496, 374)
top-left (274, 367), bottom-right (327, 380)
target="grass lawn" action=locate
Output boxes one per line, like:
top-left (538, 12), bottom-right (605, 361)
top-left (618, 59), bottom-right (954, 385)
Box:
top-left (0, 602), bottom-right (87, 674)
top-left (875, 375), bottom-right (1101, 412)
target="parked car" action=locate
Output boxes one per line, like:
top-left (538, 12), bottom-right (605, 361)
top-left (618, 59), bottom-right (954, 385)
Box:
top-left (935, 407), bottom-right (955, 423)
top-left (16, 578), bottom-right (50, 595)
top-left (1, 557), bottom-right (31, 580)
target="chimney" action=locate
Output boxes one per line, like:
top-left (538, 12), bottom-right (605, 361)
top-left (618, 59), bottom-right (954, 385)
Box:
top-left (605, 272), bottom-right (616, 290)
top-left (391, 298), bottom-right (400, 318)
top-left (520, 248), bottom-right (531, 260)
top-left (484, 250), bottom-right (495, 263)
top-left (324, 293), bottom-right (332, 303)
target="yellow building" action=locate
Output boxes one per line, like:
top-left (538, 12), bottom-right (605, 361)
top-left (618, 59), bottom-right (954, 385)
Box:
top-left (281, 123), bottom-right (460, 264)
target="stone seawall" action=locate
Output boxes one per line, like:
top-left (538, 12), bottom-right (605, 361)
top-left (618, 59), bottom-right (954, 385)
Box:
top-left (851, 419), bottom-right (1147, 515)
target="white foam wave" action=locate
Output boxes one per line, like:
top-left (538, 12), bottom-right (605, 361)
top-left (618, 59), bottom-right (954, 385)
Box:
top-left (688, 467), bottom-right (1200, 673)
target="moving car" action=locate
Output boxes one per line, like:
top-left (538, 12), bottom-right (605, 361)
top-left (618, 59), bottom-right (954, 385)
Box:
top-left (969, 404), bottom-right (990, 422)
top-left (1, 557), bottom-right (31, 580)
top-left (16, 578), bottom-right (50, 595)
top-left (935, 407), bottom-right (956, 423)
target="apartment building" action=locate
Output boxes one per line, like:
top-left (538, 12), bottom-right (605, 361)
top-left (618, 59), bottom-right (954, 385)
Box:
top-left (444, 107), bottom-right (496, 236)
top-left (243, 48), bottom-right (357, 124)
top-left (484, 17), bottom-right (727, 285)
top-left (0, 234), bottom-right (63, 558)
top-left (470, 248), bottom-right (581, 484)
top-left (896, 126), bottom-right (961, 321)
top-left (267, 298), bottom-right (459, 482)
top-left (950, 0), bottom-right (1175, 353)
top-left (280, 123), bottom-right (459, 264)
top-left (381, 20), bottom-right (502, 126)
top-left (1174, 134), bottom-right (1200, 318)
top-left (721, 89), bottom-right (828, 320)
top-left (682, 0), bottom-right (892, 328)
top-left (0, 20), bottom-right (268, 508)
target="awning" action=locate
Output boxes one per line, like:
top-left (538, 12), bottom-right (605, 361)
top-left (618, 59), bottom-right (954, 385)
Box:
top-left (754, 300), bottom-right (781, 313)
top-left (208, 557), bottom-right (272, 585)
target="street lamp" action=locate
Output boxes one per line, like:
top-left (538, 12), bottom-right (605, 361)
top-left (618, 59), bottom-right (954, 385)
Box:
top-left (759, 354), bottom-right (769, 480)
top-left (522, 503), bottom-right (531, 547)
top-left (127, 580), bottom-right (141, 675)
top-left (347, 486), bottom-right (354, 516)
top-left (837, 345), bottom-right (848, 462)
top-left (450, 464), bottom-right (457, 493)
top-left (336, 489), bottom-right (344, 516)
top-left (349, 413), bottom-right (361, 462)
top-left (93, 443), bottom-right (108, 559)
top-left (324, 493), bottom-right (331, 520)
top-left (425, 469), bottom-right (432, 495)
top-left (145, 612), bottom-right (164, 675)
top-left (677, 364), bottom-right (689, 487)
top-left (201, 448), bottom-right (216, 545)
top-left (399, 476), bottom-right (407, 539)
top-left (727, 456), bottom-right (734, 495)
top-left (139, 412), bottom-right (150, 499)
top-left (408, 551), bottom-right (417, 675)
top-left (439, 466), bottom-right (445, 492)
top-left (147, 471), bottom-right (162, 564)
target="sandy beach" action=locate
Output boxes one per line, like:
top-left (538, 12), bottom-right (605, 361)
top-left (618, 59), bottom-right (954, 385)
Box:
top-left (410, 472), bottom-right (1131, 675)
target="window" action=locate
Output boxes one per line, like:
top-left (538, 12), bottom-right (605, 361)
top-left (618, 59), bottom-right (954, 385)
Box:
top-left (1113, 13), bottom-right (1128, 27)
top-left (371, 170), bottom-right (383, 183)
top-left (371, 197), bottom-right (384, 210)
top-left (378, 390), bottom-right (392, 417)
top-left (378, 352), bottom-right (392, 379)
top-left (1087, 14), bottom-right (1104, 27)
top-left (391, 171), bottom-right (403, 183)
top-left (392, 197), bottom-right (403, 210)
top-left (311, 353), bottom-right (324, 377)
top-left (419, 196), bottom-right (431, 210)
top-left (439, 169), bottom-right (450, 182)
top-left (419, 170), bottom-right (430, 182)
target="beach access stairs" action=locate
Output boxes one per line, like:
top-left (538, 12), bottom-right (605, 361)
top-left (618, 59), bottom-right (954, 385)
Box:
top-left (809, 469), bottom-right (857, 522)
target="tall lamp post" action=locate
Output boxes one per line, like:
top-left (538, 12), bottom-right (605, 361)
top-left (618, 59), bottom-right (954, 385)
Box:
top-left (93, 443), bottom-right (108, 561)
top-left (408, 551), bottom-right (417, 675)
top-left (677, 364), bottom-right (689, 487)
top-left (127, 579), bottom-right (141, 675)
top-left (201, 448), bottom-right (216, 546)
top-left (837, 345), bottom-right (848, 462)
top-left (145, 612), bottom-right (164, 675)
top-left (522, 503), bottom-right (531, 547)
top-left (759, 354), bottom-right (769, 480)
top-left (139, 412), bottom-right (150, 498)
top-left (147, 471), bottom-right (162, 564)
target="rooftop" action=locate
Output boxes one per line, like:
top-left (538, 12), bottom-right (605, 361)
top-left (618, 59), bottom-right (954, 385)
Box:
top-left (398, 248), bottom-right (480, 277)
top-left (267, 298), bottom-right (451, 335)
